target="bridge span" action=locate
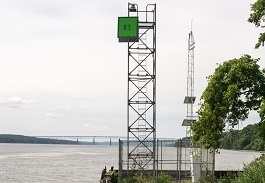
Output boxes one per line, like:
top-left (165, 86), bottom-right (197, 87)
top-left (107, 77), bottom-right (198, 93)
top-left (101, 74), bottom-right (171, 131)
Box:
top-left (33, 136), bottom-right (177, 146)
top-left (34, 136), bottom-right (127, 146)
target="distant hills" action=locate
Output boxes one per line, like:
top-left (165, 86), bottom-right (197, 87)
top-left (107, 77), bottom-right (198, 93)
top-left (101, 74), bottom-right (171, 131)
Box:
top-left (220, 123), bottom-right (264, 151)
top-left (0, 134), bottom-right (79, 144)
top-left (0, 134), bottom-right (121, 146)
top-left (0, 134), bottom-right (116, 146)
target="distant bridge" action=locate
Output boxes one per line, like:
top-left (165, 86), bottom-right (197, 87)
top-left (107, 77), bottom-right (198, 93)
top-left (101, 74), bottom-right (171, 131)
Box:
top-left (33, 136), bottom-right (178, 146)
top-left (34, 136), bottom-right (127, 146)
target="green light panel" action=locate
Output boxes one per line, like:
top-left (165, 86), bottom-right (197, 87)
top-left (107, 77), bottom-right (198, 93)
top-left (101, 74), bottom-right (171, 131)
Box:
top-left (118, 17), bottom-right (138, 38)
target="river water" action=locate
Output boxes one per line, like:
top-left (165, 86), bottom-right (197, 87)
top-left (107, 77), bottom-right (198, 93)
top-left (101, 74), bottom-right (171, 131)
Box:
top-left (0, 143), bottom-right (262, 183)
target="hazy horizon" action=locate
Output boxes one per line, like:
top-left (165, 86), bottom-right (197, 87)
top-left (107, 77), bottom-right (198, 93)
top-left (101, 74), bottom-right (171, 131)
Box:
top-left (0, 0), bottom-right (264, 138)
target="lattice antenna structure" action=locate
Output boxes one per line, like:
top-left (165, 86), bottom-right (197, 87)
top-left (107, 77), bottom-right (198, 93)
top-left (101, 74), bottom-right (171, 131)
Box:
top-left (123, 3), bottom-right (157, 176)
top-left (184, 31), bottom-right (195, 136)
top-left (181, 31), bottom-right (196, 179)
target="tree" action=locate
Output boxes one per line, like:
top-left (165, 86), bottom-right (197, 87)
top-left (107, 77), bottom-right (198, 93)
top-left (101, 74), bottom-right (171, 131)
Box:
top-left (258, 100), bottom-right (265, 140)
top-left (191, 55), bottom-right (265, 149)
top-left (220, 123), bottom-right (265, 151)
top-left (248, 0), bottom-right (265, 48)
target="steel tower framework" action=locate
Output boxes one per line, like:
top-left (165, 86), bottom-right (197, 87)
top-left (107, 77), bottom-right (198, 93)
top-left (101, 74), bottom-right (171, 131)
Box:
top-left (126, 3), bottom-right (157, 173)
top-left (182, 31), bottom-right (196, 178)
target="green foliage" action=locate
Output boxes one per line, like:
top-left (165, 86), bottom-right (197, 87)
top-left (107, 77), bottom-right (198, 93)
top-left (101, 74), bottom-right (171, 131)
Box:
top-left (217, 173), bottom-right (237, 183)
top-left (121, 172), bottom-right (152, 183)
top-left (259, 100), bottom-right (265, 141)
top-left (198, 174), bottom-right (215, 183)
top-left (230, 154), bottom-right (265, 183)
top-left (157, 172), bottom-right (173, 183)
top-left (248, 0), bottom-right (265, 48)
top-left (110, 171), bottom-right (118, 183)
top-left (121, 172), bottom-right (173, 183)
top-left (198, 155), bottom-right (265, 182)
top-left (192, 55), bottom-right (265, 149)
top-left (133, 173), bottom-right (152, 183)
top-left (220, 124), bottom-right (265, 151)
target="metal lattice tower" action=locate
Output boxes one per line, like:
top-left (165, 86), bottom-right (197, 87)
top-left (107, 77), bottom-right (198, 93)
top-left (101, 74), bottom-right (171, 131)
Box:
top-left (126, 3), bottom-right (157, 174)
top-left (181, 31), bottom-right (196, 178)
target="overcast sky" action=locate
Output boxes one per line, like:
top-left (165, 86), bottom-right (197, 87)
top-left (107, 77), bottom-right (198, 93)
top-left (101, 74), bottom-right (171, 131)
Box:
top-left (0, 0), bottom-right (264, 138)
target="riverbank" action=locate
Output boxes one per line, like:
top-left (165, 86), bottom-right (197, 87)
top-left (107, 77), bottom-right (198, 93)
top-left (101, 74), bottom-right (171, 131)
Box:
top-left (0, 134), bottom-right (79, 145)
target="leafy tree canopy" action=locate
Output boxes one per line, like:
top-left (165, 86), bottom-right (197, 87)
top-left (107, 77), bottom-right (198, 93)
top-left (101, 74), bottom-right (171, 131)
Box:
top-left (258, 100), bottom-right (265, 140)
top-left (192, 55), bottom-right (265, 149)
top-left (220, 123), bottom-right (265, 151)
top-left (248, 0), bottom-right (265, 48)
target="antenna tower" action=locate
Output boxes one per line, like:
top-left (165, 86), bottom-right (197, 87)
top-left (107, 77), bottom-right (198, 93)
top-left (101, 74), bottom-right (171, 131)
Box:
top-left (182, 31), bottom-right (196, 178)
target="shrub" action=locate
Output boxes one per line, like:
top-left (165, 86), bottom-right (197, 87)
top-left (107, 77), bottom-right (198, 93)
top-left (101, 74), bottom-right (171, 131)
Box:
top-left (121, 172), bottom-right (152, 183)
top-left (121, 172), bottom-right (174, 183)
top-left (157, 172), bottom-right (173, 183)
top-left (231, 154), bottom-right (265, 183)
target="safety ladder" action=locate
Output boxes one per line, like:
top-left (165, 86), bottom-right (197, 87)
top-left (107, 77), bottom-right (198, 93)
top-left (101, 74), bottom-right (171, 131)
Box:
top-left (137, 29), bottom-right (148, 140)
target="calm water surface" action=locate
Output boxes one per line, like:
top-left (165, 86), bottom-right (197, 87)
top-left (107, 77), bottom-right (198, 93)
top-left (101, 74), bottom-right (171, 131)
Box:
top-left (215, 149), bottom-right (261, 170)
top-left (0, 143), bottom-right (118, 183)
top-left (0, 143), bottom-right (262, 182)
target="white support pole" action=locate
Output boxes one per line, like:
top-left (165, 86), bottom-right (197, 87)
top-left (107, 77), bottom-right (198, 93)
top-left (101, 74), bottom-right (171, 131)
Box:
top-left (190, 155), bottom-right (201, 183)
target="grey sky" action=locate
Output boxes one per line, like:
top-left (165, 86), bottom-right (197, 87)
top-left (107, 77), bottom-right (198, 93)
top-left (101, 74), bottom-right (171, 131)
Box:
top-left (0, 0), bottom-right (264, 138)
